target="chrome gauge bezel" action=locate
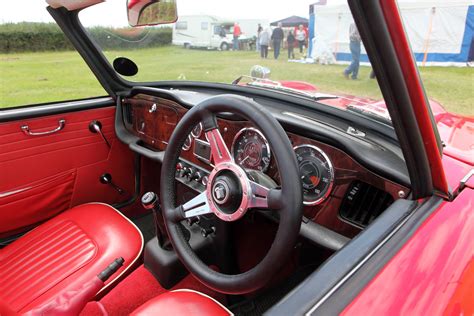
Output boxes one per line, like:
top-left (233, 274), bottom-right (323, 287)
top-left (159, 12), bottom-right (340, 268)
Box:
top-left (231, 127), bottom-right (271, 173)
top-left (182, 134), bottom-right (192, 151)
top-left (191, 122), bottom-right (203, 138)
top-left (294, 144), bottom-right (335, 206)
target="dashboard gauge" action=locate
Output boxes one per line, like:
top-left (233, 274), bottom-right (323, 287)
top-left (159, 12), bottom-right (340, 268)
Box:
top-left (294, 145), bottom-right (334, 205)
top-left (191, 123), bottom-right (203, 138)
top-left (232, 128), bottom-right (271, 172)
top-left (182, 134), bottom-right (192, 151)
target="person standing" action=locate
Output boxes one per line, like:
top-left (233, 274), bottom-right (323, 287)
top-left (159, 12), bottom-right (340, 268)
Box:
top-left (287, 30), bottom-right (296, 59)
top-left (219, 26), bottom-right (226, 38)
top-left (271, 22), bottom-right (284, 59)
top-left (295, 24), bottom-right (306, 55)
top-left (344, 22), bottom-right (361, 80)
top-left (259, 27), bottom-right (271, 59)
top-left (256, 23), bottom-right (263, 52)
top-left (233, 22), bottom-right (242, 51)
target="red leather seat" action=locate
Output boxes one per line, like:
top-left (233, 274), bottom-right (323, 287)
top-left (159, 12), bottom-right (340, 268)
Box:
top-left (0, 203), bottom-right (143, 314)
top-left (131, 289), bottom-right (232, 316)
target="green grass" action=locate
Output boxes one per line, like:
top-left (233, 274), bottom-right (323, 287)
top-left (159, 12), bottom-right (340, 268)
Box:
top-left (1, 46), bottom-right (473, 115)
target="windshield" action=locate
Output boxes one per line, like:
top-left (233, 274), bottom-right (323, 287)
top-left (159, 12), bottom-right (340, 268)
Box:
top-left (79, 0), bottom-right (393, 120)
top-left (1, 0), bottom-right (471, 121)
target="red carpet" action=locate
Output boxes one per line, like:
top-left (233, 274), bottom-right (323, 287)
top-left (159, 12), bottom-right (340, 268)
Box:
top-left (81, 265), bottom-right (226, 316)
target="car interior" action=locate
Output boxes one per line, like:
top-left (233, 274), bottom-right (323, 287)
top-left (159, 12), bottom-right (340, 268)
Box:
top-left (0, 0), bottom-right (436, 315)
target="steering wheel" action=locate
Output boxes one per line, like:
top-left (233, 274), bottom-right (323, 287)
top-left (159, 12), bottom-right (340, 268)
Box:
top-left (160, 95), bottom-right (303, 294)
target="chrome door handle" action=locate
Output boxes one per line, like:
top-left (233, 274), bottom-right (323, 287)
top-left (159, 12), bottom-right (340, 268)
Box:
top-left (21, 119), bottom-right (66, 136)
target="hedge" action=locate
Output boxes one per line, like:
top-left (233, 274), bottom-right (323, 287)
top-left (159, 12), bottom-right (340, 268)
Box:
top-left (0, 22), bottom-right (172, 53)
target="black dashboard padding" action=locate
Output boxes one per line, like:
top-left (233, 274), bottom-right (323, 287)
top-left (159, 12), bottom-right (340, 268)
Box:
top-left (160, 94), bottom-right (304, 294)
top-left (115, 98), bottom-right (140, 145)
top-left (129, 142), bottom-right (165, 163)
top-left (260, 212), bottom-right (350, 251)
top-left (299, 219), bottom-right (350, 251)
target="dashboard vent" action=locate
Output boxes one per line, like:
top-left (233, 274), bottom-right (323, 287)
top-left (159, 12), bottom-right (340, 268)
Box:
top-left (339, 181), bottom-right (394, 228)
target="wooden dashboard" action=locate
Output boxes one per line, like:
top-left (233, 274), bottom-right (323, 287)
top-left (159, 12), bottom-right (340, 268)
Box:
top-left (124, 94), bottom-right (409, 238)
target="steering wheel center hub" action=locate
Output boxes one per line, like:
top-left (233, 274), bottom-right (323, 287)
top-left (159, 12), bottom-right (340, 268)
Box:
top-left (207, 162), bottom-right (251, 221)
top-left (212, 180), bottom-right (230, 204)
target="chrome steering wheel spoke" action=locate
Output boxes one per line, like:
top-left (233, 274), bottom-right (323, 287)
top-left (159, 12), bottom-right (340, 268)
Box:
top-left (177, 191), bottom-right (212, 221)
top-left (205, 128), bottom-right (232, 165)
top-left (249, 180), bottom-right (270, 209)
top-left (249, 181), bottom-right (283, 211)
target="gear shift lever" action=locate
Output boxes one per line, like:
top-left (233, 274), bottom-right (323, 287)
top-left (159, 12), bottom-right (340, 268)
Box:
top-left (141, 192), bottom-right (171, 250)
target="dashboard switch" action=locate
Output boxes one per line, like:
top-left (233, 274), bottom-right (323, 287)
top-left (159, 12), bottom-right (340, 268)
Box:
top-left (187, 216), bottom-right (200, 226)
top-left (201, 226), bottom-right (216, 238)
top-left (190, 171), bottom-right (202, 182)
top-left (181, 167), bottom-right (192, 178)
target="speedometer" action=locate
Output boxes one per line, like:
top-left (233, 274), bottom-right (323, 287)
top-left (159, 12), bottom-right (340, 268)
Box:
top-left (294, 145), bottom-right (334, 205)
top-left (232, 128), bottom-right (271, 172)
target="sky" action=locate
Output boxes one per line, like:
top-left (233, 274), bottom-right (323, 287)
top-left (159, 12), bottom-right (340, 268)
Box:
top-left (0, 0), bottom-right (347, 27)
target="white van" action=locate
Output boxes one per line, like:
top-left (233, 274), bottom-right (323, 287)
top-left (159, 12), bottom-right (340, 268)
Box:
top-left (172, 15), bottom-right (236, 50)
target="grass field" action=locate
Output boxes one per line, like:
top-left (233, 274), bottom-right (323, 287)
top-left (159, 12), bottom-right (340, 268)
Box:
top-left (1, 46), bottom-right (473, 115)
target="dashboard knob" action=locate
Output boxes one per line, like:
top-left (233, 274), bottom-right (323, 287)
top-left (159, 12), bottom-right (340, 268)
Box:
top-left (187, 216), bottom-right (200, 226)
top-left (190, 171), bottom-right (202, 182)
top-left (181, 167), bottom-right (192, 178)
top-left (185, 167), bottom-right (196, 180)
top-left (201, 226), bottom-right (216, 238)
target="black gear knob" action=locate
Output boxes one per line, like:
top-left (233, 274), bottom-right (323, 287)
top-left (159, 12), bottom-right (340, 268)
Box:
top-left (141, 192), bottom-right (158, 210)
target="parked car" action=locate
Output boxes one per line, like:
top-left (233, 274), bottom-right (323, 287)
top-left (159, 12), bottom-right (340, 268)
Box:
top-left (0, 0), bottom-right (472, 315)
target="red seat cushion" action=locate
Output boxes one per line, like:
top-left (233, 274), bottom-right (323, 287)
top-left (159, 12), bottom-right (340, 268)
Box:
top-left (0, 203), bottom-right (143, 314)
top-left (131, 290), bottom-right (232, 316)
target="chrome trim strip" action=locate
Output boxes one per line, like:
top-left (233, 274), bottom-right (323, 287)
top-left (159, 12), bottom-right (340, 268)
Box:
top-left (0, 187), bottom-right (31, 198)
top-left (0, 97), bottom-right (113, 122)
top-left (460, 169), bottom-right (474, 190)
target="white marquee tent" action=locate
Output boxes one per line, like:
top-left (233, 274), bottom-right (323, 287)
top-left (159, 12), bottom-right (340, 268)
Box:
top-left (308, 0), bottom-right (474, 66)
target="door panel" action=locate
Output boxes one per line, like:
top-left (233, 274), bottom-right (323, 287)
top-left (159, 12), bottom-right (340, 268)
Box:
top-left (0, 105), bottom-right (135, 237)
top-left (0, 170), bottom-right (76, 235)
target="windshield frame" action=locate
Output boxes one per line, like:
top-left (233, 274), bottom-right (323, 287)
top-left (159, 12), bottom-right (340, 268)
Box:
top-left (48, 5), bottom-right (400, 140)
top-left (74, 4), bottom-right (396, 124)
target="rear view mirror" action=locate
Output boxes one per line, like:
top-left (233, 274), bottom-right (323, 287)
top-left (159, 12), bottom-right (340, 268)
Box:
top-left (127, 0), bottom-right (178, 27)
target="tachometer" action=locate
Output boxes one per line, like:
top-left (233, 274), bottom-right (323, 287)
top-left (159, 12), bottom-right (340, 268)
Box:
top-left (294, 145), bottom-right (334, 205)
top-left (232, 128), bottom-right (271, 172)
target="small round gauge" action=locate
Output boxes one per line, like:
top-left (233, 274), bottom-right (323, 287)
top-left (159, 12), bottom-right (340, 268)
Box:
top-left (191, 123), bottom-right (203, 138)
top-left (294, 145), bottom-right (334, 205)
top-left (231, 128), bottom-right (271, 172)
top-left (182, 134), bottom-right (192, 151)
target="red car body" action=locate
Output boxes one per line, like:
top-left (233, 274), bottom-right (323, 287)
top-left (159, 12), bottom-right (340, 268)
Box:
top-left (1, 0), bottom-right (472, 314)
top-left (281, 1), bottom-right (474, 313)
top-left (276, 78), bottom-right (474, 316)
